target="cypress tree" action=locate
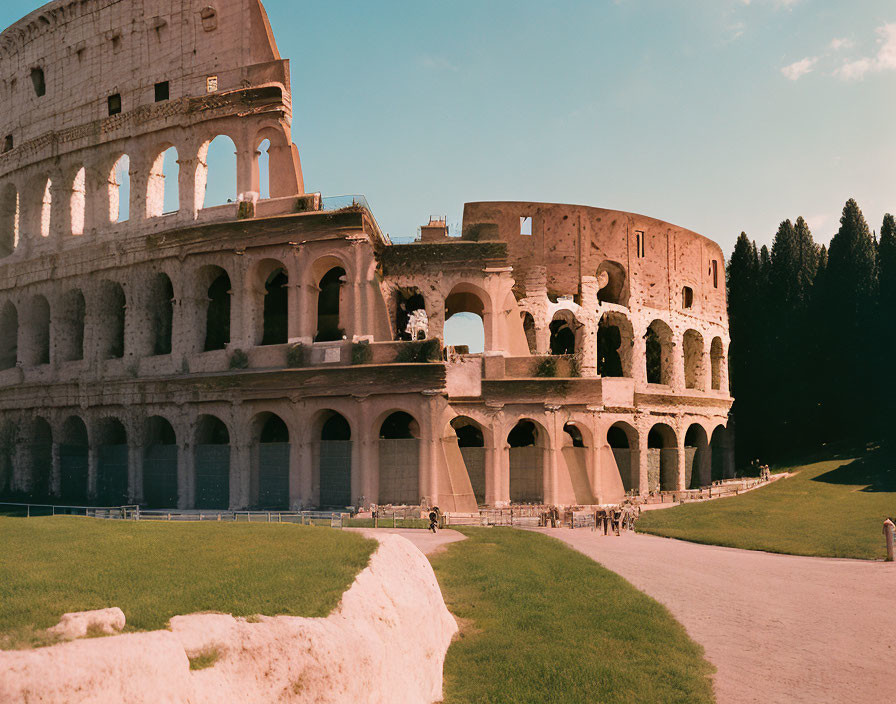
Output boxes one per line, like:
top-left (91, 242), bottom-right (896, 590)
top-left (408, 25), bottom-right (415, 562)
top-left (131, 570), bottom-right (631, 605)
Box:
top-left (879, 214), bottom-right (896, 313)
top-left (878, 214), bottom-right (896, 444)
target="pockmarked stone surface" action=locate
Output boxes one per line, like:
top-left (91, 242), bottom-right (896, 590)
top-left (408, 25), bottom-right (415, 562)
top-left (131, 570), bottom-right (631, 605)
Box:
top-left (545, 529), bottom-right (896, 704)
top-left (47, 607), bottom-right (126, 640)
top-left (0, 534), bottom-right (458, 704)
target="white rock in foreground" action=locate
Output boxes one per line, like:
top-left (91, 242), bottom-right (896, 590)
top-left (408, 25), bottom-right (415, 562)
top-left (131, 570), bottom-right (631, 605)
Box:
top-left (0, 534), bottom-right (458, 703)
top-left (47, 607), bottom-right (126, 640)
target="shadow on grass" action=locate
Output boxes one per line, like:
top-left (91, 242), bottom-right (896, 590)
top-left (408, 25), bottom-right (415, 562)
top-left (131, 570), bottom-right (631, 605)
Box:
top-left (810, 447), bottom-right (896, 492)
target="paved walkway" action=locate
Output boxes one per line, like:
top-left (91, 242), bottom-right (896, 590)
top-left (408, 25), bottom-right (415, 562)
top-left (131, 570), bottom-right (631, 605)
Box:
top-left (348, 528), bottom-right (466, 555)
top-left (539, 529), bottom-right (896, 704)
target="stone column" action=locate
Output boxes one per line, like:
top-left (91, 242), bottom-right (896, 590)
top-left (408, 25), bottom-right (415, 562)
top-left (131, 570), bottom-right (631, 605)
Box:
top-left (632, 321), bottom-right (647, 385)
top-left (87, 446), bottom-right (98, 500)
top-left (49, 176), bottom-right (71, 241)
top-left (298, 438), bottom-right (313, 507)
top-left (677, 431), bottom-right (686, 491)
top-left (230, 441), bottom-right (250, 510)
top-left (637, 426), bottom-right (649, 495)
top-left (128, 441), bottom-right (143, 504)
top-left (128, 156), bottom-right (149, 225)
top-left (177, 156), bottom-right (199, 220)
top-left (580, 315), bottom-right (598, 377)
top-left (231, 258), bottom-right (252, 350)
top-left (50, 442), bottom-right (61, 497)
top-left (177, 442), bottom-right (192, 509)
top-left (236, 144), bottom-right (257, 199)
top-left (671, 331), bottom-right (685, 390)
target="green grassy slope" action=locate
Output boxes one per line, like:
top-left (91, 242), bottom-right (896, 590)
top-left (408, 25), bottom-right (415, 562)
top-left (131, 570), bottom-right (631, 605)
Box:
top-left (637, 451), bottom-right (896, 560)
top-left (0, 517), bottom-right (375, 649)
top-left (431, 528), bottom-right (715, 704)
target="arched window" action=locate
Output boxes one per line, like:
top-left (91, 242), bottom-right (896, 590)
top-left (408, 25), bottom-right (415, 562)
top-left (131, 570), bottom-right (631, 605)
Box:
top-left (98, 281), bottom-right (126, 359)
top-left (645, 320), bottom-right (673, 385)
top-left (40, 178), bottom-right (52, 238)
top-left (199, 135), bottom-right (237, 209)
top-left (143, 416), bottom-right (177, 509)
top-left (522, 312), bottom-right (536, 354)
top-left (316, 267), bottom-right (345, 342)
top-left (194, 415), bottom-right (230, 509)
top-left (378, 411), bottom-right (420, 505)
top-left (29, 417), bottom-right (53, 500)
top-left (647, 424), bottom-right (678, 492)
top-left (710, 337), bottom-right (724, 391)
top-left (259, 265), bottom-right (288, 346)
top-left (0, 302), bottom-right (18, 370)
top-left (549, 311), bottom-right (578, 356)
top-left (253, 413), bottom-right (290, 509)
top-left (394, 287), bottom-right (426, 341)
top-left (320, 411), bottom-right (351, 508)
top-left (451, 417), bottom-right (485, 504)
top-left (508, 420), bottom-right (544, 503)
top-left (710, 426), bottom-right (730, 481)
top-left (110, 155), bottom-right (130, 223)
top-left (70, 168), bottom-right (86, 236)
top-left (0, 184), bottom-right (19, 256)
top-left (444, 286), bottom-right (487, 353)
top-left (684, 424), bottom-right (709, 489)
top-left (58, 289), bottom-right (85, 362)
top-left (199, 266), bottom-right (231, 352)
top-left (257, 138), bottom-right (270, 200)
top-left (598, 312), bottom-right (633, 378)
top-left (59, 416), bottom-right (88, 504)
top-left (148, 273), bottom-right (174, 356)
top-left (607, 422), bottom-right (637, 493)
top-left (596, 261), bottom-right (629, 306)
top-left (96, 418), bottom-right (128, 506)
top-left (683, 330), bottom-right (705, 390)
top-left (23, 295), bottom-right (50, 367)
top-left (146, 146), bottom-right (180, 217)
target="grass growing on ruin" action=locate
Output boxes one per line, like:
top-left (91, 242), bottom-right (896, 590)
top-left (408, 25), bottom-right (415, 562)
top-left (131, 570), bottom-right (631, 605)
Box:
top-left (431, 528), bottom-right (715, 704)
top-left (0, 517), bottom-right (375, 649)
top-left (637, 449), bottom-right (896, 560)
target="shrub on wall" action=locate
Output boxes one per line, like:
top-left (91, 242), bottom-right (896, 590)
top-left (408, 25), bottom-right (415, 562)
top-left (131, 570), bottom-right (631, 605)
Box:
top-left (352, 343), bottom-right (373, 365)
top-left (286, 343), bottom-right (305, 368)
top-left (395, 338), bottom-right (442, 363)
top-left (229, 349), bottom-right (249, 370)
top-left (534, 356), bottom-right (558, 378)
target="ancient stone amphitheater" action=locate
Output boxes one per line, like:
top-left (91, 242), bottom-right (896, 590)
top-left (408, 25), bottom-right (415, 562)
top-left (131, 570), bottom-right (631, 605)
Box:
top-left (0, 0), bottom-right (732, 512)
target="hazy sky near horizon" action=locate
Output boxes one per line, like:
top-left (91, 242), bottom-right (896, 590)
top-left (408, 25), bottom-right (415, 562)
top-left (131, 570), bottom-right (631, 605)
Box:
top-left (2, 0), bottom-right (895, 255)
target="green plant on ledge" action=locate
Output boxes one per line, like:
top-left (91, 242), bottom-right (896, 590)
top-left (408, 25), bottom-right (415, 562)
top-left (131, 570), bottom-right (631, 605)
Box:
top-left (229, 349), bottom-right (249, 370)
top-left (534, 356), bottom-right (558, 378)
top-left (352, 343), bottom-right (373, 365)
top-left (286, 343), bottom-right (305, 368)
top-left (395, 338), bottom-right (442, 363)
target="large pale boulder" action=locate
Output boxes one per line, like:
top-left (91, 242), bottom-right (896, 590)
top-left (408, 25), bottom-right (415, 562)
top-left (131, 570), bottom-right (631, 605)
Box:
top-left (0, 534), bottom-right (457, 704)
top-left (47, 607), bottom-right (126, 640)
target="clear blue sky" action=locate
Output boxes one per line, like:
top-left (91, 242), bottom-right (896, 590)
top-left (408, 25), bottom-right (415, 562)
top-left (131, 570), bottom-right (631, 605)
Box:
top-left (3, 0), bottom-right (895, 254)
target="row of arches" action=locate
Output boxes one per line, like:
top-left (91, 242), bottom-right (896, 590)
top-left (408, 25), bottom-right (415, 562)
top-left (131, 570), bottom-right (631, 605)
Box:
top-left (0, 260), bottom-right (349, 371)
top-left (0, 127), bottom-right (292, 256)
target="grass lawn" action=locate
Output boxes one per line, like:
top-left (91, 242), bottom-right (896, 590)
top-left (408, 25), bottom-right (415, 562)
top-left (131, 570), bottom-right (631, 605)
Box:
top-left (637, 449), bottom-right (896, 560)
top-left (430, 528), bottom-right (715, 704)
top-left (0, 516), bottom-right (375, 649)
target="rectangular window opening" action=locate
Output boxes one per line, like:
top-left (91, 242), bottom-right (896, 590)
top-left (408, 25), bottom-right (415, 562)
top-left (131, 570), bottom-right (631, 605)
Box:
top-left (2, 135), bottom-right (12, 153)
top-left (30, 68), bottom-right (46, 97)
top-left (682, 286), bottom-right (694, 309)
top-left (635, 230), bottom-right (645, 258)
top-left (108, 93), bottom-right (122, 116)
top-left (155, 81), bottom-right (169, 102)
top-left (520, 216), bottom-right (532, 236)
top-left (712, 260), bottom-right (719, 288)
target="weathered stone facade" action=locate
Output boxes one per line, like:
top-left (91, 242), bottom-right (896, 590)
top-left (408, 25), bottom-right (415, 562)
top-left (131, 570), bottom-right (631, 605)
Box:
top-left (0, 0), bottom-right (732, 512)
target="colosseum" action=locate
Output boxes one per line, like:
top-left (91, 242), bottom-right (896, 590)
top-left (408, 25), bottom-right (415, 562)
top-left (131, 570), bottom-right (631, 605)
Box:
top-left (0, 0), bottom-right (733, 513)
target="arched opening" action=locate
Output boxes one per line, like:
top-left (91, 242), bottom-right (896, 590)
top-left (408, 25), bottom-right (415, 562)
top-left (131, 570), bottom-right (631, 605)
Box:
top-left (0, 184), bottom-right (19, 256)
top-left (143, 416), bottom-right (178, 509)
top-left (57, 289), bottom-right (85, 362)
top-left (549, 310), bottom-right (579, 356)
top-left (645, 320), bottom-right (673, 385)
top-left (199, 135), bottom-right (237, 209)
top-left (562, 422), bottom-right (595, 504)
top-left (70, 168), bottom-right (86, 236)
top-left (96, 418), bottom-right (128, 506)
top-left (146, 146), bottom-right (180, 217)
top-left (711, 426), bottom-right (729, 481)
top-left (315, 266), bottom-right (346, 342)
top-left (394, 287), bottom-right (426, 341)
top-left (29, 417), bottom-right (53, 500)
top-left (445, 285), bottom-right (488, 353)
top-left (110, 154), bottom-right (130, 223)
top-left (252, 413), bottom-right (289, 509)
top-left (194, 415), bottom-right (230, 509)
top-left (598, 313), bottom-right (633, 378)
top-left (319, 411), bottom-right (352, 508)
top-left (199, 266), bottom-right (231, 352)
top-left (711, 337), bottom-right (724, 391)
top-left (451, 417), bottom-right (485, 504)
top-left (683, 330), bottom-right (705, 390)
top-left (59, 416), bottom-right (88, 504)
top-left (522, 312), bottom-right (537, 354)
top-left (684, 424), bottom-right (709, 489)
top-left (97, 281), bottom-right (126, 359)
top-left (508, 420), bottom-right (544, 504)
top-left (0, 421), bottom-right (17, 497)
top-left (378, 411), bottom-right (420, 505)
top-left (0, 301), bottom-right (18, 370)
top-left (607, 422), bottom-right (637, 493)
top-left (596, 260), bottom-right (629, 306)
top-left (23, 295), bottom-right (50, 366)
top-left (257, 138), bottom-right (270, 200)
top-left (147, 273), bottom-right (174, 356)
top-left (258, 263), bottom-right (288, 346)
top-left (647, 424), bottom-right (678, 492)
top-left (40, 178), bottom-right (52, 238)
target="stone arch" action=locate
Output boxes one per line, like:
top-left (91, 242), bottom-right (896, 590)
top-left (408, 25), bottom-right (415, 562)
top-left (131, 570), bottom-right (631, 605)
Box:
top-left (393, 286), bottom-right (426, 341)
top-left (0, 183), bottom-right (19, 256)
top-left (196, 265), bottom-right (231, 352)
top-left (96, 280), bottom-right (126, 359)
top-left (143, 415), bottom-right (178, 509)
top-left (194, 414), bottom-right (230, 509)
top-left (683, 329), bottom-right (706, 390)
top-left (315, 262), bottom-right (347, 342)
top-left (562, 420), bottom-right (595, 505)
top-left (315, 409), bottom-right (352, 508)
top-left (198, 134), bottom-right (237, 209)
top-left (253, 258), bottom-right (288, 346)
top-left (28, 417), bottom-right (53, 500)
top-left (70, 166), bottom-right (86, 235)
top-left (38, 176), bottom-right (52, 238)
top-left (252, 125), bottom-right (295, 199)
top-left (445, 282), bottom-right (491, 353)
top-left (549, 309), bottom-right (582, 356)
top-left (507, 418), bottom-right (546, 504)
top-left (449, 416), bottom-right (487, 504)
top-left (378, 411), bottom-right (420, 505)
top-left (95, 416), bottom-right (128, 506)
top-left (146, 145), bottom-right (180, 217)
top-left (22, 294), bottom-right (50, 367)
top-left (711, 337), bottom-right (724, 391)
top-left (521, 311), bottom-right (536, 354)
top-left (147, 273), bottom-right (174, 356)
top-left (645, 319), bottom-right (674, 385)
top-left (596, 260), bottom-right (629, 306)
top-left (57, 289), bottom-right (85, 362)
top-left (59, 415), bottom-right (88, 504)
top-left (598, 311), bottom-right (633, 378)
top-left (250, 412), bottom-right (290, 509)
top-left (711, 425), bottom-right (731, 481)
top-left (256, 138), bottom-right (271, 200)
top-left (684, 423), bottom-right (709, 489)
top-left (0, 301), bottom-right (18, 370)
top-left (647, 423), bottom-right (678, 492)
top-left (606, 421), bottom-right (638, 493)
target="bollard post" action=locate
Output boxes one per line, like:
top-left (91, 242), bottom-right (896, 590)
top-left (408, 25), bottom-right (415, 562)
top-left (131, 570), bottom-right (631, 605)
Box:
top-left (884, 518), bottom-right (895, 562)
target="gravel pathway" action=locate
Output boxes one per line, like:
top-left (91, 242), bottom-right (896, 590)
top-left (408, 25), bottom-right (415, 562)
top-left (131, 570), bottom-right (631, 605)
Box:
top-left (349, 527), bottom-right (466, 555)
top-left (540, 529), bottom-right (896, 704)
